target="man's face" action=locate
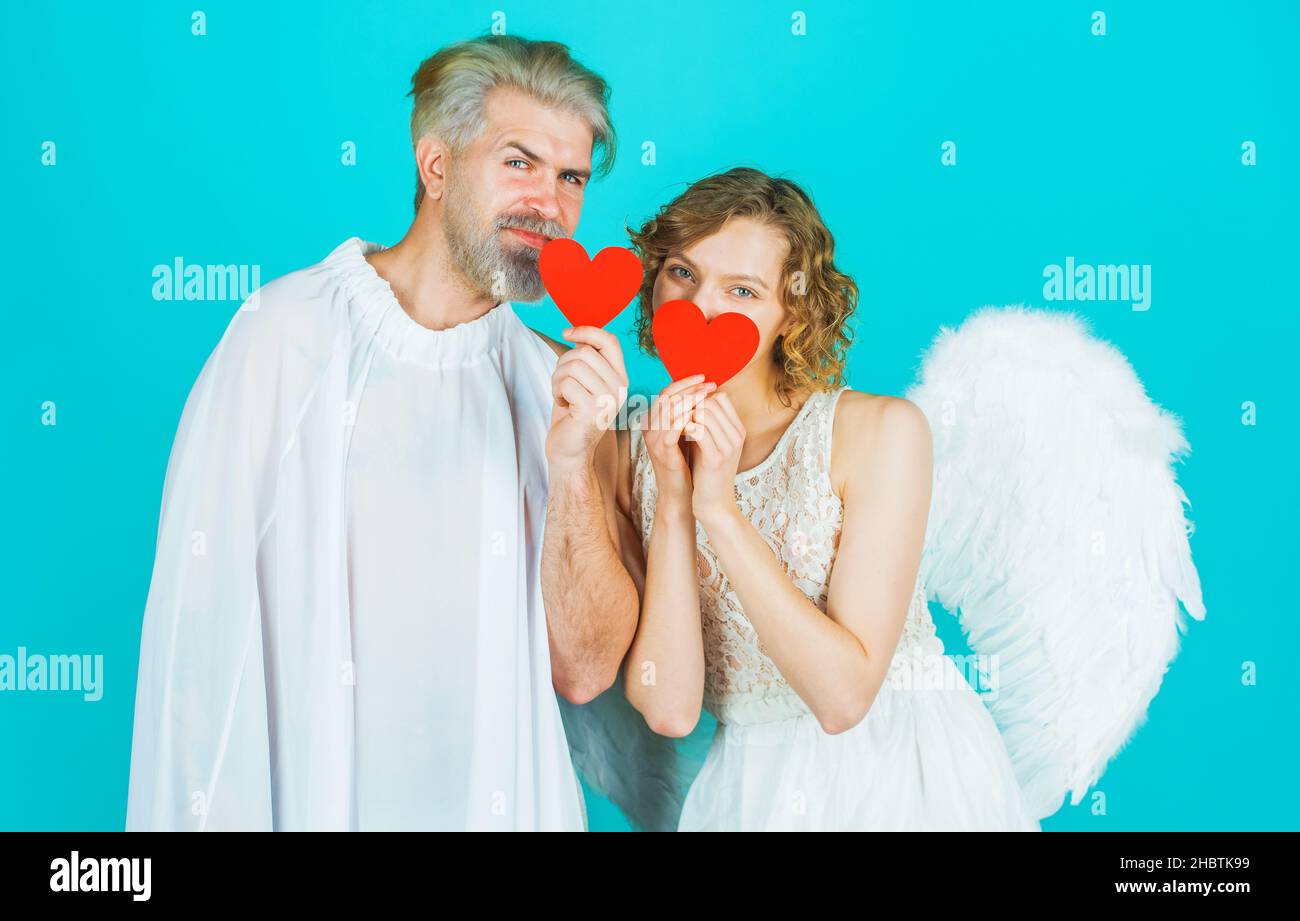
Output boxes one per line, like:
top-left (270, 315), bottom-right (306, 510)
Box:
top-left (442, 86), bottom-right (595, 303)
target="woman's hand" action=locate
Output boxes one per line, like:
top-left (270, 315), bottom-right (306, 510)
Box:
top-left (643, 375), bottom-right (716, 507)
top-left (625, 375), bottom-right (715, 738)
top-left (685, 392), bottom-right (746, 525)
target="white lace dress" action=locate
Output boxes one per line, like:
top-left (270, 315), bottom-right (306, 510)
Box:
top-left (628, 386), bottom-right (1041, 831)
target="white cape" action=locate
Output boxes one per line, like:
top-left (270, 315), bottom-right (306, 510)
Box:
top-left (125, 237), bottom-right (585, 831)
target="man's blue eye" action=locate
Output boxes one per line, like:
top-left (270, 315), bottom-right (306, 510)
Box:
top-left (506, 159), bottom-right (527, 168)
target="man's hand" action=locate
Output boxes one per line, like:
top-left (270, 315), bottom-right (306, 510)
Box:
top-left (541, 325), bottom-right (638, 704)
top-left (546, 325), bottom-right (629, 472)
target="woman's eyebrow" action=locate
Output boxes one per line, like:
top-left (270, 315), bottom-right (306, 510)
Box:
top-left (722, 273), bottom-right (769, 289)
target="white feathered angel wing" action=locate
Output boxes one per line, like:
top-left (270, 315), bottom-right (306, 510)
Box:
top-left (904, 304), bottom-right (1206, 819)
top-left (557, 675), bottom-right (705, 832)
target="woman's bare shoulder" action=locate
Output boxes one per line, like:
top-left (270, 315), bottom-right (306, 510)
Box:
top-left (830, 389), bottom-right (933, 499)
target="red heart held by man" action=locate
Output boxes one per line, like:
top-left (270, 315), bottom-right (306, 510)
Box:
top-left (539, 238), bottom-right (642, 329)
top-left (651, 299), bottom-right (760, 387)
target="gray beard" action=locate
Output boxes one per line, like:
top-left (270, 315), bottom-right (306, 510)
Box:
top-left (442, 181), bottom-right (557, 304)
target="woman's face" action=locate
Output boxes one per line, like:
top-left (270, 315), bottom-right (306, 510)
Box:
top-left (651, 216), bottom-right (791, 382)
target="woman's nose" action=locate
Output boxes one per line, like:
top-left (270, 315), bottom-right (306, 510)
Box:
top-left (695, 292), bottom-right (729, 321)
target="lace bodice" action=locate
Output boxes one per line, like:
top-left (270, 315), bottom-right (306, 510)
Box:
top-left (628, 386), bottom-right (942, 726)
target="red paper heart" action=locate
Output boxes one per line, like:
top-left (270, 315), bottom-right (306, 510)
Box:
top-left (539, 238), bottom-right (642, 329)
top-left (651, 299), bottom-right (760, 387)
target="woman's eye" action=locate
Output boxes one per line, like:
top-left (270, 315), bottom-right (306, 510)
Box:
top-left (669, 265), bottom-right (694, 281)
top-left (506, 159), bottom-right (528, 169)
top-left (732, 287), bottom-right (755, 299)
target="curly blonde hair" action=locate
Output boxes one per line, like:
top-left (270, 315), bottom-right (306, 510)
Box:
top-left (627, 167), bottom-right (857, 406)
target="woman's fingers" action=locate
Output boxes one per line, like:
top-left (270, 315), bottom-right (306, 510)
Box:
top-left (645, 381), bottom-right (722, 474)
top-left (711, 392), bottom-right (747, 438)
top-left (659, 374), bottom-right (712, 401)
top-left (645, 401), bottom-right (681, 462)
top-left (685, 415), bottom-right (723, 461)
top-left (645, 411), bottom-right (689, 470)
top-left (694, 399), bottom-right (742, 453)
top-left (650, 382), bottom-right (712, 433)
top-left (667, 389), bottom-right (712, 432)
top-left (655, 381), bottom-right (714, 429)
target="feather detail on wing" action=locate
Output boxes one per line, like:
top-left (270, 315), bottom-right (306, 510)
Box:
top-left (557, 674), bottom-right (704, 832)
top-left (904, 305), bottom-right (1205, 819)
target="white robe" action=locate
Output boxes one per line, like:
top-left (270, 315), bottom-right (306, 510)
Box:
top-left (125, 236), bottom-right (587, 831)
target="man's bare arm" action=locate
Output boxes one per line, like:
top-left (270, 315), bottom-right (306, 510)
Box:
top-left (535, 326), bottom-right (640, 704)
top-left (543, 428), bottom-right (640, 704)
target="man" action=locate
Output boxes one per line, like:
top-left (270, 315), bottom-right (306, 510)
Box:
top-left (125, 34), bottom-right (639, 831)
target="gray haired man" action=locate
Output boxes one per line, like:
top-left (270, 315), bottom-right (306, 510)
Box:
top-left (126, 35), bottom-right (638, 831)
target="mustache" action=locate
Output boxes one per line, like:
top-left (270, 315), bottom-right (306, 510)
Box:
top-left (494, 212), bottom-right (568, 242)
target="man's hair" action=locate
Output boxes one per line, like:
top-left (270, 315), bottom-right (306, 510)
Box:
top-left (408, 34), bottom-right (615, 212)
top-left (628, 167), bottom-right (858, 406)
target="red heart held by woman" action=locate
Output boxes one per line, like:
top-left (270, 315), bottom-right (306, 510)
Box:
top-left (538, 238), bottom-right (642, 329)
top-left (651, 299), bottom-right (760, 387)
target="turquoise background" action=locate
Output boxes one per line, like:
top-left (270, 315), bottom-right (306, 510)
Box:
top-left (2, 1), bottom-right (1296, 831)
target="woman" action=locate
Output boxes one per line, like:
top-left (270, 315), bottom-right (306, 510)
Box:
top-left (613, 167), bottom-right (1040, 831)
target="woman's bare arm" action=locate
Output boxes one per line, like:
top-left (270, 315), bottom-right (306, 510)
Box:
top-left (622, 381), bottom-right (714, 737)
top-left (622, 488), bottom-right (707, 737)
top-left (692, 393), bottom-right (933, 734)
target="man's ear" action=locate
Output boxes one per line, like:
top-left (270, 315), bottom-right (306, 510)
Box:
top-left (414, 135), bottom-right (449, 202)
